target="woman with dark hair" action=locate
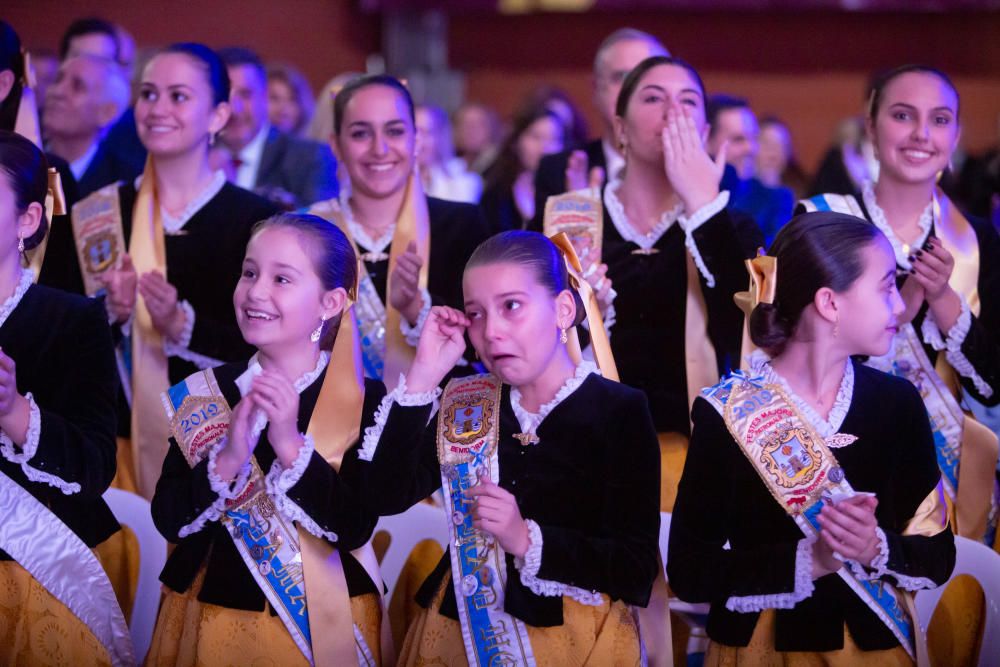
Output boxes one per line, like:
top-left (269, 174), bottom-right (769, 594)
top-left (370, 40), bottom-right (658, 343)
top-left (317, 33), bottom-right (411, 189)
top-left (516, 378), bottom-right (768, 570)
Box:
top-left (148, 212), bottom-right (389, 665)
top-left (480, 103), bottom-right (566, 234)
top-left (39, 42), bottom-right (278, 498)
top-left (309, 73), bottom-right (488, 387)
top-left (359, 230), bottom-right (660, 665)
top-left (542, 55), bottom-right (761, 513)
top-left (0, 130), bottom-right (131, 665)
top-left (522, 84), bottom-right (589, 150)
top-left (669, 211), bottom-right (955, 664)
top-left (799, 65), bottom-right (1000, 546)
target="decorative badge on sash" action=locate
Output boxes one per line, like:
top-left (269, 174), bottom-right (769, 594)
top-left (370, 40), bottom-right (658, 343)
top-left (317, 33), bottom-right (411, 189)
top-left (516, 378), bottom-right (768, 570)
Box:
top-left (437, 374), bottom-right (537, 667)
top-left (543, 190), bottom-right (603, 264)
top-left (703, 371), bottom-right (918, 660)
top-left (70, 183), bottom-right (128, 297)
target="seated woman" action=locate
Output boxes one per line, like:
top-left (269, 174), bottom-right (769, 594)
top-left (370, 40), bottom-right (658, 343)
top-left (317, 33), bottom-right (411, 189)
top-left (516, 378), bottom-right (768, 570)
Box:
top-left (0, 130), bottom-right (130, 665)
top-left (669, 211), bottom-right (956, 665)
top-left (359, 230), bottom-right (660, 666)
top-left (148, 213), bottom-right (389, 665)
top-left (415, 104), bottom-right (482, 204)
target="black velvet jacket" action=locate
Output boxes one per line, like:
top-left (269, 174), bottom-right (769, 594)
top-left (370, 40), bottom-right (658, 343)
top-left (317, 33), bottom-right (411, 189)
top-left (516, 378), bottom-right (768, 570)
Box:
top-left (668, 362), bottom-right (955, 652)
top-left (151, 360), bottom-right (385, 611)
top-left (0, 284), bottom-right (120, 560)
top-left (361, 372), bottom-right (661, 627)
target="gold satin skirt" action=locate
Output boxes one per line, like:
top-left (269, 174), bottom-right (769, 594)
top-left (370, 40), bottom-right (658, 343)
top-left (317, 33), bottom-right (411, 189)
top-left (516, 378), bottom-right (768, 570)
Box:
top-left (704, 609), bottom-right (912, 667)
top-left (659, 432), bottom-right (689, 513)
top-left (397, 577), bottom-right (641, 667)
top-left (145, 571), bottom-right (382, 667)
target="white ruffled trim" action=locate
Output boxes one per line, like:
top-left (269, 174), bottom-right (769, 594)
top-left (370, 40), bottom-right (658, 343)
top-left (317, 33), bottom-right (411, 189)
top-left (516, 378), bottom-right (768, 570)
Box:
top-left (162, 301), bottom-right (222, 370)
top-left (0, 394), bottom-right (81, 495)
top-left (178, 436), bottom-right (253, 538)
top-left (510, 361), bottom-right (597, 438)
top-left (401, 287), bottom-right (432, 347)
top-left (725, 536), bottom-right (816, 612)
top-left (514, 519), bottom-right (604, 606)
top-left (885, 569), bottom-right (939, 591)
top-left (920, 311), bottom-right (947, 351)
top-left (357, 373), bottom-right (441, 462)
top-left (748, 350), bottom-right (854, 438)
top-left (847, 527), bottom-right (890, 581)
top-left (0, 269), bottom-right (33, 329)
top-left (942, 297), bottom-right (993, 399)
top-left (341, 191), bottom-right (393, 255)
top-left (136, 170), bottom-right (226, 235)
top-left (862, 180), bottom-right (933, 270)
top-left (677, 191), bottom-right (730, 289)
top-left (603, 179), bottom-right (683, 251)
top-left (264, 434), bottom-right (339, 543)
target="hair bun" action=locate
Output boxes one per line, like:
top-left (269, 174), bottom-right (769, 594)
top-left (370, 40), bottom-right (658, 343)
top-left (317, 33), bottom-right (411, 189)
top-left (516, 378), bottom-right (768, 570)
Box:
top-left (749, 302), bottom-right (792, 352)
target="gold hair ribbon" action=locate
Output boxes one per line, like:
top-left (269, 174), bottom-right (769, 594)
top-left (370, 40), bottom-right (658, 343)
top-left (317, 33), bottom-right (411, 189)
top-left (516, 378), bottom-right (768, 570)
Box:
top-left (735, 249), bottom-right (777, 368)
top-left (20, 49), bottom-right (37, 88)
top-left (548, 232), bottom-right (619, 381)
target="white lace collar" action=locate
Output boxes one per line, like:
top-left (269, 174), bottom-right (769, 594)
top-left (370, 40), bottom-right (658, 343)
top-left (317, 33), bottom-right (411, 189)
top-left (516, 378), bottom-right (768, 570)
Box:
top-left (510, 361), bottom-right (598, 437)
top-left (748, 350), bottom-right (854, 438)
top-left (861, 180), bottom-right (933, 270)
top-left (604, 178), bottom-right (684, 251)
top-left (0, 269), bottom-right (34, 330)
top-left (340, 190), bottom-right (394, 255)
top-left (134, 170), bottom-right (227, 235)
top-left (235, 351), bottom-right (331, 444)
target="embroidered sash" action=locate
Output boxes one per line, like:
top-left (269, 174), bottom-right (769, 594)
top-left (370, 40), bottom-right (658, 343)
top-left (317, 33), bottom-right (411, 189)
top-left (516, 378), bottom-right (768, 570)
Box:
top-left (70, 183), bottom-right (129, 297)
top-left (437, 373), bottom-right (536, 666)
top-left (703, 371), bottom-right (917, 659)
top-left (0, 469), bottom-right (134, 666)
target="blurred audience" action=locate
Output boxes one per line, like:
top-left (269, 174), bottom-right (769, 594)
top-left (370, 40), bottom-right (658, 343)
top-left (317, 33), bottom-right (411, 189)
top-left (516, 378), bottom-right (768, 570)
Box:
top-left (415, 104), bottom-right (482, 203)
top-left (755, 116), bottom-right (809, 198)
top-left (454, 101), bottom-right (502, 174)
top-left (267, 62), bottom-right (315, 137)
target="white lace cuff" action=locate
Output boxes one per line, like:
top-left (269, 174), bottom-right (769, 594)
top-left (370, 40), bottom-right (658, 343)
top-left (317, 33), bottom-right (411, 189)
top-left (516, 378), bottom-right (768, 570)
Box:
top-left (265, 434), bottom-right (339, 543)
top-left (942, 297), bottom-right (993, 399)
top-left (357, 373), bottom-right (441, 462)
top-left (400, 287), bottom-right (432, 347)
top-left (847, 527), bottom-right (890, 581)
top-left (920, 312), bottom-right (947, 351)
top-left (163, 301), bottom-right (225, 370)
top-left (678, 191), bottom-right (729, 289)
top-left (178, 436), bottom-right (252, 538)
top-left (514, 519), bottom-right (604, 606)
top-left (0, 394), bottom-right (81, 495)
top-left (725, 536), bottom-right (815, 612)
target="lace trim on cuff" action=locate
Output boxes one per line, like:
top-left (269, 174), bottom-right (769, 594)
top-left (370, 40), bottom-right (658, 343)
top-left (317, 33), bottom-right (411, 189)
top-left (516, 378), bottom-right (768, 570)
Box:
top-left (163, 301), bottom-right (224, 370)
top-left (847, 527), bottom-right (890, 581)
top-left (401, 288), bottom-right (432, 347)
top-left (943, 297), bottom-right (993, 399)
top-left (0, 394), bottom-right (81, 495)
top-left (678, 191), bottom-right (730, 289)
top-left (178, 436), bottom-right (252, 538)
top-left (514, 519), bottom-right (604, 606)
top-left (920, 312), bottom-right (947, 351)
top-left (725, 536), bottom-right (815, 613)
top-left (357, 373), bottom-right (441, 462)
top-left (265, 435), bottom-right (339, 543)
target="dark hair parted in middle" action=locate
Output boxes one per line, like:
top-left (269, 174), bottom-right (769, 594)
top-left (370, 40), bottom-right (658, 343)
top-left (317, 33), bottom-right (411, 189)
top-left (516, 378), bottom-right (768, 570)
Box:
top-left (749, 211), bottom-right (884, 354)
top-left (0, 129), bottom-right (51, 250)
top-left (332, 74), bottom-right (415, 136)
top-left (465, 230), bottom-right (585, 327)
top-left (867, 64), bottom-right (960, 121)
top-left (615, 55), bottom-right (707, 119)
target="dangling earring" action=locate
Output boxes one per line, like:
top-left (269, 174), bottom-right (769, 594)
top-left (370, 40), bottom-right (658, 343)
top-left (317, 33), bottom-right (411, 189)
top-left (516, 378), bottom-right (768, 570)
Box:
top-left (833, 317), bottom-right (840, 338)
top-left (17, 235), bottom-right (24, 257)
top-left (310, 316), bottom-right (327, 343)
top-left (559, 327), bottom-right (568, 344)
top-left (209, 132), bottom-right (217, 147)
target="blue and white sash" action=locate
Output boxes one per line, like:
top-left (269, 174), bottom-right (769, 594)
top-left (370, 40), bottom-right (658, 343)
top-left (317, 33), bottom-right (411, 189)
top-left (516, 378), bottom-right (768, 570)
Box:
top-left (703, 371), bottom-right (917, 659)
top-left (437, 374), bottom-right (536, 666)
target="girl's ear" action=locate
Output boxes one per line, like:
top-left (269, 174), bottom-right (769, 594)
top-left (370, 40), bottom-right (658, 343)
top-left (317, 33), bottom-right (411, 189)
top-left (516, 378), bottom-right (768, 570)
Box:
top-left (555, 288), bottom-right (577, 331)
top-left (813, 286), bottom-right (839, 326)
top-left (321, 286), bottom-right (348, 321)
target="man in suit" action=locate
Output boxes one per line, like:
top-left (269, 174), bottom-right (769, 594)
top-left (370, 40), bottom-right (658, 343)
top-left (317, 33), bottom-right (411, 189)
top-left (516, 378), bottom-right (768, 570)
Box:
top-left (218, 47), bottom-right (337, 209)
top-left (42, 53), bottom-right (138, 198)
top-left (529, 28), bottom-right (669, 230)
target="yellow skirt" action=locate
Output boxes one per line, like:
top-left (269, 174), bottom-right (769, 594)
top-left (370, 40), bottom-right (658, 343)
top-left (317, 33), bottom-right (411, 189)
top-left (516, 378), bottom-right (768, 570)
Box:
top-left (659, 432), bottom-right (689, 513)
top-left (145, 573), bottom-right (382, 667)
top-left (704, 609), bottom-right (913, 667)
top-left (398, 577), bottom-right (642, 667)
top-left (0, 560), bottom-right (113, 667)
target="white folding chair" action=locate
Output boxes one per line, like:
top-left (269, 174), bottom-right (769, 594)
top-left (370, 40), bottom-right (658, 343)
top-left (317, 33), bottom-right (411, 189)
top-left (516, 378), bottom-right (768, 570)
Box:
top-left (103, 487), bottom-right (168, 664)
top-left (373, 502), bottom-right (449, 602)
top-left (915, 535), bottom-right (1000, 667)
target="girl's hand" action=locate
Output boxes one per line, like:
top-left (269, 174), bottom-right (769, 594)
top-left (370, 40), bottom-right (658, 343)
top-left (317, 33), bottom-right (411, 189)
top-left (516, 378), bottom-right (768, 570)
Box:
top-left (662, 107), bottom-right (726, 214)
top-left (467, 478), bottom-right (531, 559)
top-left (582, 262), bottom-right (613, 317)
top-left (564, 149), bottom-right (605, 191)
top-left (909, 237), bottom-right (955, 304)
top-left (100, 254), bottom-right (137, 324)
top-left (215, 395), bottom-right (259, 481)
top-left (817, 494), bottom-right (881, 566)
top-left (251, 371), bottom-right (302, 467)
top-left (406, 306), bottom-right (469, 393)
top-left (389, 241), bottom-right (425, 326)
top-left (138, 270), bottom-right (186, 342)
top-left (0, 349), bottom-right (30, 444)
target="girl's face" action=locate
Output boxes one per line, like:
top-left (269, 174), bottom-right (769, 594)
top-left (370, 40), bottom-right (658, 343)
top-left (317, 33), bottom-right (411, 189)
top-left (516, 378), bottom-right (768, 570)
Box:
top-left (234, 226), bottom-right (343, 353)
top-left (515, 116), bottom-right (564, 174)
top-left (869, 72), bottom-right (960, 186)
top-left (463, 262), bottom-right (575, 388)
top-left (335, 85), bottom-right (415, 201)
top-left (616, 63), bottom-right (706, 165)
top-left (0, 169), bottom-right (41, 264)
top-left (135, 53), bottom-right (230, 159)
top-left (829, 237), bottom-right (904, 358)
top-left (267, 78), bottom-right (302, 134)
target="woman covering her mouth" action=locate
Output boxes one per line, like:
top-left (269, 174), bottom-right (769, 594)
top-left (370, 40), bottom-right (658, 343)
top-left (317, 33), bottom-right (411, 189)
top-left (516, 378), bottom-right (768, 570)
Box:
top-left (799, 65), bottom-right (1000, 549)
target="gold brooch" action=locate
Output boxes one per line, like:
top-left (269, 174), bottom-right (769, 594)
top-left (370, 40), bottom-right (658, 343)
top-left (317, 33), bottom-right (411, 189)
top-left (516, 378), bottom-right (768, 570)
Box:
top-left (513, 432), bottom-right (539, 446)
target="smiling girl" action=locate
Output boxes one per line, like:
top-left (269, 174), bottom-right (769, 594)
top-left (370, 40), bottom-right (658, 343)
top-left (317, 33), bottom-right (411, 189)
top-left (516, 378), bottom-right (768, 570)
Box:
top-left (147, 213), bottom-right (387, 666)
top-left (358, 230), bottom-right (660, 665)
top-left (800, 65), bottom-right (1000, 545)
top-left (669, 211), bottom-right (955, 665)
